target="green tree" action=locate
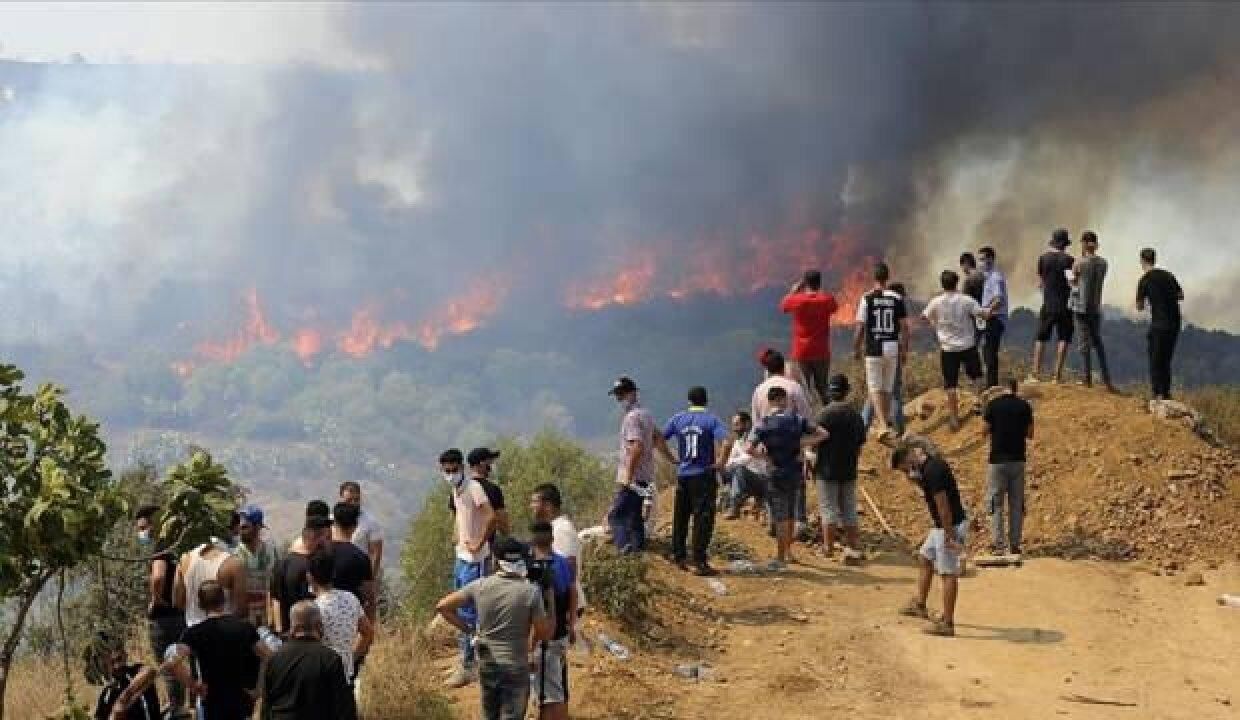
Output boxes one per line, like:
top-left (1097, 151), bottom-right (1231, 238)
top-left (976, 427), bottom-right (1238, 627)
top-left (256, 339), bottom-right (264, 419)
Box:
top-left (0, 365), bottom-right (121, 719)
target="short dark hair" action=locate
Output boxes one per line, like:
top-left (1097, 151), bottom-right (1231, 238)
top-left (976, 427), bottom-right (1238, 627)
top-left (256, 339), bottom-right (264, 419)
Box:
top-left (959, 252), bottom-right (976, 269)
top-left (940, 269), bottom-right (960, 291)
top-left (978, 246), bottom-right (995, 261)
top-left (762, 349), bottom-right (786, 376)
top-left (198, 580), bottom-right (227, 612)
top-left (333, 502), bottom-right (360, 530)
top-left (339, 481), bottom-right (361, 496)
top-left (439, 448), bottom-right (464, 465)
top-left (803, 269), bottom-right (822, 290)
top-left (135, 504), bottom-right (159, 522)
top-left (888, 282), bottom-right (906, 298)
top-left (306, 500), bottom-right (330, 519)
top-left (532, 483), bottom-right (562, 510)
top-left (307, 550), bottom-right (335, 586)
top-left (890, 444), bottom-right (913, 471)
top-left (733, 410), bottom-right (752, 424)
top-left (1051, 228), bottom-right (1071, 247)
top-left (687, 386), bottom-right (708, 406)
top-left (1140, 247), bottom-right (1156, 264)
top-left (1081, 231), bottom-right (1098, 245)
top-left (767, 385), bottom-right (788, 403)
top-left (874, 262), bottom-right (890, 284)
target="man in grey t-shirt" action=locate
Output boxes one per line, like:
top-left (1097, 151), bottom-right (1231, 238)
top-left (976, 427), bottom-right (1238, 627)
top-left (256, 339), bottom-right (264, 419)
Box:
top-left (1069, 231), bottom-right (1115, 391)
top-left (438, 538), bottom-right (552, 720)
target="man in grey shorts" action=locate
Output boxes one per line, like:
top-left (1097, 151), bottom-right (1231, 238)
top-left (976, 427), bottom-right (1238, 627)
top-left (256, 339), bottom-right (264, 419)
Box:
top-left (982, 377), bottom-right (1034, 556)
top-left (813, 374), bottom-right (866, 560)
top-left (892, 442), bottom-right (968, 637)
top-left (437, 538), bottom-right (554, 720)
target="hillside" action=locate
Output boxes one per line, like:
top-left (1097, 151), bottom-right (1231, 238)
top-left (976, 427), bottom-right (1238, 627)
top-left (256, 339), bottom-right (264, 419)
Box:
top-left (427, 383), bottom-right (1239, 719)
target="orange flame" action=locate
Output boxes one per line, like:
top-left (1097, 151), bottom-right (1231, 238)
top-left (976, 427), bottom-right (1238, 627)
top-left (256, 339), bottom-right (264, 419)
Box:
top-left (292, 328), bottom-right (324, 364)
top-left (416, 277), bottom-right (510, 350)
top-left (194, 288), bottom-right (280, 362)
top-left (564, 249), bottom-right (657, 310)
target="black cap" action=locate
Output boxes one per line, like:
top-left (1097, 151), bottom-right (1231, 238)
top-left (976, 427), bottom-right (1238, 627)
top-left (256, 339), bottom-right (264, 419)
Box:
top-left (497, 536), bottom-right (527, 562)
top-left (828, 373), bottom-right (850, 396)
top-left (1051, 228), bottom-right (1071, 248)
top-left (439, 448), bottom-right (464, 464)
top-left (304, 514), bottom-right (332, 531)
top-left (467, 447), bottom-right (501, 467)
top-left (608, 376), bottom-right (638, 397)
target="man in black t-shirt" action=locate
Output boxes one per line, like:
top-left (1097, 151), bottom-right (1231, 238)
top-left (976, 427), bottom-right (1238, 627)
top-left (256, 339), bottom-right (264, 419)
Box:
top-left (134, 504), bottom-right (187, 716)
top-left (272, 514), bottom-right (332, 636)
top-left (892, 443), bottom-right (967, 637)
top-left (162, 580), bottom-right (270, 719)
top-left (1135, 247), bottom-right (1185, 400)
top-left (90, 635), bottom-right (160, 720)
top-left (331, 503), bottom-right (376, 615)
top-left (813, 374), bottom-right (866, 560)
top-left (1031, 228), bottom-right (1075, 384)
top-left (983, 378), bottom-right (1034, 556)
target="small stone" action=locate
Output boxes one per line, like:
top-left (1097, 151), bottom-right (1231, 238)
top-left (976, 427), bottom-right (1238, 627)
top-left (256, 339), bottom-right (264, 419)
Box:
top-left (1064, 676), bottom-right (1072, 684)
top-left (1183, 572), bottom-right (1206, 587)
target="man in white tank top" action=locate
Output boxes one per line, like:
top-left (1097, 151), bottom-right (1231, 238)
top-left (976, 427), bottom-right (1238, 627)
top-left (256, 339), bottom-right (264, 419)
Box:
top-left (175, 526), bottom-right (247, 626)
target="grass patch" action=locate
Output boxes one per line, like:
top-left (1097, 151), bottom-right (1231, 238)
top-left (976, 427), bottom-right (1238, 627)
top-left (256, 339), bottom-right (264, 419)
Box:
top-left (1182, 385), bottom-right (1240, 448)
top-left (580, 542), bottom-right (652, 636)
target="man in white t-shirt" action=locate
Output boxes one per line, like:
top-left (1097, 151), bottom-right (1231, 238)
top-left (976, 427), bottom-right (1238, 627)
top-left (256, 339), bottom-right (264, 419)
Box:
top-left (922, 269), bottom-right (990, 431)
top-left (339, 482), bottom-right (384, 580)
top-left (530, 483), bottom-right (587, 618)
top-left (441, 448), bottom-right (495, 688)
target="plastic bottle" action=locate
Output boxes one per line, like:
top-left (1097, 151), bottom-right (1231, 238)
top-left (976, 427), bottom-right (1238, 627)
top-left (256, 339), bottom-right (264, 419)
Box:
top-left (1219, 594), bottom-right (1240, 608)
top-left (257, 626), bottom-right (283, 653)
top-left (595, 632), bottom-right (631, 661)
top-left (706, 578), bottom-right (728, 596)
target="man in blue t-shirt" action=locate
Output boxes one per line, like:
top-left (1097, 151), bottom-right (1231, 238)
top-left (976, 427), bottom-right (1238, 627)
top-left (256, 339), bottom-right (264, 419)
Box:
top-left (750, 386), bottom-right (828, 571)
top-left (660, 386), bottom-right (729, 576)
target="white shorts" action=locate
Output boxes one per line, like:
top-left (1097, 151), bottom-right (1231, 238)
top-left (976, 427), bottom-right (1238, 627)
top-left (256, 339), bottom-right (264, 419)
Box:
top-left (864, 355), bottom-right (898, 393)
top-left (529, 638), bottom-right (569, 705)
top-left (919, 519), bottom-right (969, 576)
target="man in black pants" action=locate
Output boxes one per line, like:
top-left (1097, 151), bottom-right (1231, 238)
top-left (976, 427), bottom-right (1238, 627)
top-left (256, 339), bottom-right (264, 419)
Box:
top-left (1031, 229), bottom-right (1075, 384)
top-left (1136, 248), bottom-right (1184, 400)
top-left (1071, 231), bottom-right (1116, 391)
top-left (659, 386), bottom-right (728, 576)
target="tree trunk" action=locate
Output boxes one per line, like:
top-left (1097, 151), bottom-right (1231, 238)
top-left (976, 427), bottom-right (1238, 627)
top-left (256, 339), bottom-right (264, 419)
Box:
top-left (0, 571), bottom-right (54, 720)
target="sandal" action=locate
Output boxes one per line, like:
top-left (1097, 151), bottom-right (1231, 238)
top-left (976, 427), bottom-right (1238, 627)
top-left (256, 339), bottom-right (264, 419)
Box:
top-left (923, 620), bottom-right (955, 637)
top-left (898, 599), bottom-right (929, 619)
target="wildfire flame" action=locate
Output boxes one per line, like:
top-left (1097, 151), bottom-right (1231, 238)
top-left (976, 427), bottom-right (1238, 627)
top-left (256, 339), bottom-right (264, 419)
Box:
top-left (194, 288), bottom-right (280, 362)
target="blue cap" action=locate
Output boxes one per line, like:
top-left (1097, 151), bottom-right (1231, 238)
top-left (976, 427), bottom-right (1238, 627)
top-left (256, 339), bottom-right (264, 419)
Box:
top-left (239, 504), bottom-right (266, 528)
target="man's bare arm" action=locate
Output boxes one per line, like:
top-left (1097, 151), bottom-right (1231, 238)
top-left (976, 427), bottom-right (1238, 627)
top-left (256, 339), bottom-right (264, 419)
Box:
top-left (436, 591), bottom-right (472, 634)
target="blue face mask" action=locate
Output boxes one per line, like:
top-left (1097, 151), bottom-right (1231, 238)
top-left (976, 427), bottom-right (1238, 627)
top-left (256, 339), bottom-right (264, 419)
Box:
top-left (137, 530), bottom-right (153, 546)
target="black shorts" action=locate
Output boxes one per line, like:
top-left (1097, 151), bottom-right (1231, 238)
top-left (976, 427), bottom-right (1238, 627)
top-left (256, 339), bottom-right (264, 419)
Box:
top-left (940, 347), bottom-right (981, 389)
top-left (1036, 308), bottom-right (1074, 343)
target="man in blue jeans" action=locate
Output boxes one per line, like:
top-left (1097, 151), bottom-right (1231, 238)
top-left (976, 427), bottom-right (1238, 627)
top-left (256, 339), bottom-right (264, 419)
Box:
top-left (607, 376), bottom-right (661, 553)
top-left (442, 447), bottom-right (496, 688)
top-left (660, 386), bottom-right (728, 576)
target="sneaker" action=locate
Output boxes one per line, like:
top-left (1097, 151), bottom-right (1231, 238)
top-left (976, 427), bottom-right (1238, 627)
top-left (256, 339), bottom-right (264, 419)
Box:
top-left (898, 599), bottom-right (929, 619)
top-left (693, 563), bottom-right (719, 577)
top-left (674, 559), bottom-right (691, 572)
top-left (922, 620), bottom-right (955, 637)
top-left (444, 665), bottom-right (475, 688)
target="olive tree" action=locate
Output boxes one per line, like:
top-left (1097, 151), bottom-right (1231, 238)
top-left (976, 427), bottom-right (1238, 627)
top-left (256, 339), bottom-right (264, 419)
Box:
top-left (0, 365), bottom-right (121, 718)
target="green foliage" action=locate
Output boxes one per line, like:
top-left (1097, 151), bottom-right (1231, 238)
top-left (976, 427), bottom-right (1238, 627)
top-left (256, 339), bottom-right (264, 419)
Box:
top-left (579, 543), bottom-right (651, 634)
top-left (156, 449), bottom-right (241, 552)
top-left (399, 430), bottom-right (616, 621)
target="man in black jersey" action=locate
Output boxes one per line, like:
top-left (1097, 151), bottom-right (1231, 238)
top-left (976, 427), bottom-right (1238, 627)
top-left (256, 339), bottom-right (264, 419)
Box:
top-left (134, 504), bottom-right (187, 717)
top-left (1136, 248), bottom-right (1184, 400)
top-left (1031, 229), bottom-right (1075, 384)
top-left (853, 262), bottom-right (909, 440)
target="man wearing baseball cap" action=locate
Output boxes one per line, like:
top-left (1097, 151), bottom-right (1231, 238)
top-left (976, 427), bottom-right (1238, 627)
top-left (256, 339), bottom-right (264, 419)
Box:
top-left (813, 375), bottom-right (867, 562)
top-left (1031, 228), bottom-right (1075, 384)
top-left (236, 504), bottom-right (281, 629)
top-left (468, 447), bottom-right (509, 555)
top-left (607, 376), bottom-right (660, 553)
top-left (437, 537), bottom-right (553, 719)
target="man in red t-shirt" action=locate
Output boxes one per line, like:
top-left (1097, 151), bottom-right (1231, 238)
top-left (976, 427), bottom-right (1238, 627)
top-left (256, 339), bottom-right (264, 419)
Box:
top-left (780, 270), bottom-right (838, 406)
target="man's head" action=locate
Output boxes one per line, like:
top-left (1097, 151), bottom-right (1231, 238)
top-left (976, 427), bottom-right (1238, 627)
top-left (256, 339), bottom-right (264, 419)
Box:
top-left (467, 447), bottom-right (501, 478)
top-left (134, 504), bottom-right (159, 546)
top-left (495, 537), bottom-right (528, 577)
top-left (198, 579), bottom-right (228, 614)
top-left (439, 448), bottom-right (464, 477)
top-left (608, 375), bottom-right (638, 404)
top-left (1140, 247), bottom-right (1157, 269)
top-left (731, 410), bottom-right (752, 435)
top-left (802, 269), bottom-right (822, 291)
top-left (301, 514), bottom-right (333, 553)
top-left (529, 520), bottom-right (554, 554)
top-left (890, 442), bottom-right (928, 477)
top-left (333, 501), bottom-right (360, 533)
top-left (978, 246), bottom-right (996, 268)
top-left (687, 386), bottom-right (708, 407)
top-left (238, 504), bottom-right (265, 545)
top-left (873, 261), bottom-right (890, 287)
top-left (940, 269), bottom-right (960, 292)
top-left (827, 374), bottom-right (850, 402)
top-left (305, 499), bottom-right (331, 520)
top-left (1051, 228), bottom-right (1071, 250)
top-left (290, 600), bottom-right (323, 640)
top-left (1004, 374), bottom-right (1021, 394)
top-left (959, 252), bottom-right (977, 272)
top-left (1082, 231), bottom-right (1099, 255)
top-left (529, 483), bottom-right (562, 522)
top-left (306, 549), bottom-right (335, 588)
top-left (767, 385), bottom-right (789, 412)
top-left (761, 348), bottom-right (787, 377)
top-left (339, 481), bottom-right (363, 508)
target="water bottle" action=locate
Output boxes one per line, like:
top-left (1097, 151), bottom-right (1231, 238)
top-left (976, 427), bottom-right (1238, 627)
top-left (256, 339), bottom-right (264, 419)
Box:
top-left (257, 626), bottom-right (283, 652)
top-left (1219, 594), bottom-right (1240, 608)
top-left (706, 578), bottom-right (728, 596)
top-left (595, 632), bottom-right (630, 661)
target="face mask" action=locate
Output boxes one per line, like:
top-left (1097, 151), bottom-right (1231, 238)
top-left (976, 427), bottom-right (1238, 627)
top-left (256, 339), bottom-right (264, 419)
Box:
top-left (444, 471), bottom-right (464, 487)
top-left (137, 530), bottom-right (152, 546)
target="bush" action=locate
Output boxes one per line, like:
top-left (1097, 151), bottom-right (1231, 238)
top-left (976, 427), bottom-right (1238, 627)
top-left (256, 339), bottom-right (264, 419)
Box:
top-left (579, 543), bottom-right (651, 635)
top-left (1183, 385), bottom-right (1240, 447)
top-left (360, 620), bottom-right (456, 720)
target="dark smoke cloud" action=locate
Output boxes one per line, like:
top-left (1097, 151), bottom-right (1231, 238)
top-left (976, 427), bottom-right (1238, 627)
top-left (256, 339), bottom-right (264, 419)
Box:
top-left (1, 2), bottom-right (1238, 346)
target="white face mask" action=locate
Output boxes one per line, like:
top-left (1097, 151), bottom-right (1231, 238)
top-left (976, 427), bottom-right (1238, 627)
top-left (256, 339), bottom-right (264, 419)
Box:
top-left (444, 470), bottom-right (465, 487)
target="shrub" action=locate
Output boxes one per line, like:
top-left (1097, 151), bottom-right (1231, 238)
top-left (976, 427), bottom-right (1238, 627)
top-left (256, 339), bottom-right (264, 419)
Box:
top-left (579, 542), bottom-right (651, 635)
top-left (1183, 385), bottom-right (1240, 447)
top-left (359, 619), bottom-right (456, 720)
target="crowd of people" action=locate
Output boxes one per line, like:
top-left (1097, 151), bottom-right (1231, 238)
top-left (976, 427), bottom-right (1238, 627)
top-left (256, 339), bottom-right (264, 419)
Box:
top-left (95, 231), bottom-right (1185, 719)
